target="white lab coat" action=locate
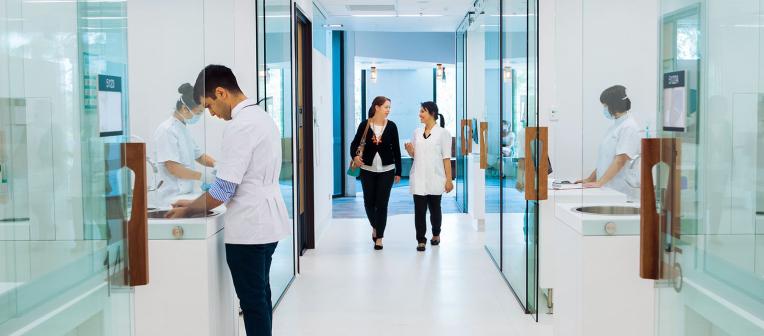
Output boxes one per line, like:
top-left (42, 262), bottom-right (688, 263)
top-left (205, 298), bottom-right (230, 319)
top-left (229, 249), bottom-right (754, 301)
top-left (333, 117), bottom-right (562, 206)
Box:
top-left (409, 125), bottom-right (452, 196)
top-left (596, 113), bottom-right (641, 198)
top-left (152, 117), bottom-right (202, 203)
top-left (216, 99), bottom-right (291, 245)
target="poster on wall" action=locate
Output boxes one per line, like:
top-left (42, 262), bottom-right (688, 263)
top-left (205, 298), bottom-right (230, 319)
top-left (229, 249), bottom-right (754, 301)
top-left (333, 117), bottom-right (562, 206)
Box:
top-left (98, 75), bottom-right (124, 137)
top-left (663, 71), bottom-right (687, 132)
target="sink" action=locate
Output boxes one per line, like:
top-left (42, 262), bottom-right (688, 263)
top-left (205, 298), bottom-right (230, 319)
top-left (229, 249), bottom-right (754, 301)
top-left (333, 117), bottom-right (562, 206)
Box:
top-left (574, 206), bottom-right (640, 216)
top-left (148, 210), bottom-right (217, 219)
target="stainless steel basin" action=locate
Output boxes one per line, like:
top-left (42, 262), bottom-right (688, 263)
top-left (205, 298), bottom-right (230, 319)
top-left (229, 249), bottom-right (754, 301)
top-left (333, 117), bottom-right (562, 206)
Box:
top-left (147, 210), bottom-right (217, 219)
top-left (574, 206), bottom-right (640, 216)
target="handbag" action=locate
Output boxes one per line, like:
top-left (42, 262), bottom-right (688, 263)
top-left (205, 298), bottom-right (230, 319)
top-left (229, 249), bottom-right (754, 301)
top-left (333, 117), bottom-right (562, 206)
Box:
top-left (347, 120), bottom-right (371, 177)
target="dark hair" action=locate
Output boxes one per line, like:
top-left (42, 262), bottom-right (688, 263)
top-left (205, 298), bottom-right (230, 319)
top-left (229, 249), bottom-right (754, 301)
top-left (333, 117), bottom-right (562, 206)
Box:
top-left (176, 83), bottom-right (200, 111)
top-left (421, 101), bottom-right (444, 127)
top-left (367, 96), bottom-right (391, 119)
top-left (600, 85), bottom-right (632, 114)
top-left (193, 64), bottom-right (243, 104)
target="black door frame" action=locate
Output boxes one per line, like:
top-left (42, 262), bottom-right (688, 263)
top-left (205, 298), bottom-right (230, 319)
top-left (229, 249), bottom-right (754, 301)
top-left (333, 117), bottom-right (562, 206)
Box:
top-left (294, 6), bottom-right (315, 255)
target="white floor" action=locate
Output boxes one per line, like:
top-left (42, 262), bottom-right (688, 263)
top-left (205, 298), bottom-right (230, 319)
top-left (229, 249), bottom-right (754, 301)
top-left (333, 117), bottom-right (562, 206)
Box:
top-left (252, 213), bottom-right (553, 336)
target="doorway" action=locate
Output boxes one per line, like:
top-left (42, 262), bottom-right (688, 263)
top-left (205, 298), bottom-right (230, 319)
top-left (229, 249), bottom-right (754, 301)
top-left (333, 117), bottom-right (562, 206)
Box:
top-left (294, 6), bottom-right (315, 255)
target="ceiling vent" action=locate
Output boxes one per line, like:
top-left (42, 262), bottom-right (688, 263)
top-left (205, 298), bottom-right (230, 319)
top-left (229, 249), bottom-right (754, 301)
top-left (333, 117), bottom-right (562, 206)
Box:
top-left (345, 5), bottom-right (396, 12)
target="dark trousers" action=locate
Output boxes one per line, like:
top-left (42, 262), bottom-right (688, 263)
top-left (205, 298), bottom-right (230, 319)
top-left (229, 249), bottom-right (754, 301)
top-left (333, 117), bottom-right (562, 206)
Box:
top-left (359, 169), bottom-right (395, 238)
top-left (225, 242), bottom-right (278, 336)
top-left (414, 194), bottom-right (443, 243)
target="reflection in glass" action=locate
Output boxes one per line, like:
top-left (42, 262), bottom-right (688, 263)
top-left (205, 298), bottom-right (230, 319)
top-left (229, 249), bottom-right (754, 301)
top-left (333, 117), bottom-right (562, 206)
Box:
top-left (262, 0), bottom-right (295, 306)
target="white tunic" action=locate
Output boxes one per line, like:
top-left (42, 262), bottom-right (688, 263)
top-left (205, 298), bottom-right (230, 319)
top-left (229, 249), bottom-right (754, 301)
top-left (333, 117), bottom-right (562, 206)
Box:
top-left (596, 113), bottom-right (641, 197)
top-left (409, 125), bottom-right (452, 196)
top-left (216, 99), bottom-right (292, 245)
top-left (152, 117), bottom-right (201, 203)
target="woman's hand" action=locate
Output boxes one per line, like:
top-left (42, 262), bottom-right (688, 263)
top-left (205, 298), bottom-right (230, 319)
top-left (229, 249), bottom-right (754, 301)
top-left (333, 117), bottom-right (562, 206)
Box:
top-left (394, 176), bottom-right (401, 184)
top-left (583, 181), bottom-right (602, 188)
top-left (404, 142), bottom-right (415, 157)
top-left (445, 180), bottom-right (454, 193)
top-left (352, 156), bottom-right (364, 168)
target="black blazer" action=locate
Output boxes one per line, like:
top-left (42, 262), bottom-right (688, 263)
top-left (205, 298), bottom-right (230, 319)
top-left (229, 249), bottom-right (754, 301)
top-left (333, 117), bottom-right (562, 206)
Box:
top-left (350, 120), bottom-right (402, 176)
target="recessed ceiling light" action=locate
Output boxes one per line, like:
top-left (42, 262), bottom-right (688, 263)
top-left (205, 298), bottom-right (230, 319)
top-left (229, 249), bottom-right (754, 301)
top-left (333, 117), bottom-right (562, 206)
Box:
top-left (323, 24), bottom-right (343, 28)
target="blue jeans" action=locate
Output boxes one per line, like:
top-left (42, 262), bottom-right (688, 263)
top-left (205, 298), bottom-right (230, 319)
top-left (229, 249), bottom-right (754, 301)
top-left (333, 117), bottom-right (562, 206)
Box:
top-left (226, 242), bottom-right (278, 336)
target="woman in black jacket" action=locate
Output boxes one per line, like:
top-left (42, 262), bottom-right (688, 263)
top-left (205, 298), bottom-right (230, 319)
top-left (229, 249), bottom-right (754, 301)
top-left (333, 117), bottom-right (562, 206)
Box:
top-left (350, 96), bottom-right (402, 250)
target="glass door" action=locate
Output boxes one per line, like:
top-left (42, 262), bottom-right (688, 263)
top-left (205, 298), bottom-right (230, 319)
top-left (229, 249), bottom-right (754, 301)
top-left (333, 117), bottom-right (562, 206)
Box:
top-left (456, 19), bottom-right (469, 212)
top-left (0, 0), bottom-right (134, 334)
top-left (651, 0), bottom-right (764, 334)
top-left (500, 0), bottom-right (541, 317)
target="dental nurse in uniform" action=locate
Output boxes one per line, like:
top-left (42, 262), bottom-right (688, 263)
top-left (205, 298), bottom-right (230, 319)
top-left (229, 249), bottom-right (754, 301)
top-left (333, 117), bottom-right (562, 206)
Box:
top-left (577, 85), bottom-right (641, 199)
top-left (152, 83), bottom-right (216, 203)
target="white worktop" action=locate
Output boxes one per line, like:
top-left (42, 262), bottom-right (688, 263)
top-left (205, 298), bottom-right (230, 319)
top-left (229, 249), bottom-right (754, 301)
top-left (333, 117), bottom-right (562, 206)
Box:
top-left (147, 193), bottom-right (226, 240)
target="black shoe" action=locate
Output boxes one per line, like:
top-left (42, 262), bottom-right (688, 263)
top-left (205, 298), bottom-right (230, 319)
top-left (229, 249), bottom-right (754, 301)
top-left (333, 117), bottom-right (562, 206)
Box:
top-left (417, 243), bottom-right (426, 252)
top-left (430, 238), bottom-right (440, 246)
top-left (374, 244), bottom-right (384, 250)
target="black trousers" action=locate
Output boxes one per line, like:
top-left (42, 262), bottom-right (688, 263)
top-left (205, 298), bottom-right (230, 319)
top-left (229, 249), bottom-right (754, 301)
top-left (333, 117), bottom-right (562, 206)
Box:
top-left (226, 242), bottom-right (278, 336)
top-left (359, 169), bottom-right (395, 238)
top-left (414, 194), bottom-right (442, 243)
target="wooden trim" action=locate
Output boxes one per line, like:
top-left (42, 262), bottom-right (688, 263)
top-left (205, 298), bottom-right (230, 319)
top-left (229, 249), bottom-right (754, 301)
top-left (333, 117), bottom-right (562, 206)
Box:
top-left (123, 143), bottom-right (149, 286)
top-left (639, 138), bottom-right (681, 280)
top-left (460, 119), bottom-right (468, 155)
top-left (479, 122), bottom-right (488, 169)
top-left (524, 127), bottom-right (548, 201)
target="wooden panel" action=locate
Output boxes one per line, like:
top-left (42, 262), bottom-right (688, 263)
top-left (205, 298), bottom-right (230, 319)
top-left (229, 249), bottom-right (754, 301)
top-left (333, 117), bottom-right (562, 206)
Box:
top-left (639, 138), bottom-right (681, 280)
top-left (524, 127), bottom-right (549, 201)
top-left (460, 119), bottom-right (468, 155)
top-left (479, 122), bottom-right (488, 169)
top-left (123, 143), bottom-right (149, 286)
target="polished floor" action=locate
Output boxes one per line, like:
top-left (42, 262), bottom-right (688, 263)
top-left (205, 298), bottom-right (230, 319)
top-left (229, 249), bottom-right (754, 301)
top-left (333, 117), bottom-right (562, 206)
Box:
top-left (258, 213), bottom-right (553, 336)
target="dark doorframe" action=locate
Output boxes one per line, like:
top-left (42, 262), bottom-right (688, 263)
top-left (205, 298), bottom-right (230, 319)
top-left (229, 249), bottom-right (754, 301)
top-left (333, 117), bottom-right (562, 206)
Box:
top-left (294, 6), bottom-right (315, 255)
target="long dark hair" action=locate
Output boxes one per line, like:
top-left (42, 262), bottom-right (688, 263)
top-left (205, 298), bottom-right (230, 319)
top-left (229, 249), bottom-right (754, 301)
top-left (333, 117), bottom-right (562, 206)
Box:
top-left (600, 85), bottom-right (632, 114)
top-left (367, 96), bottom-right (391, 119)
top-left (421, 101), bottom-right (444, 127)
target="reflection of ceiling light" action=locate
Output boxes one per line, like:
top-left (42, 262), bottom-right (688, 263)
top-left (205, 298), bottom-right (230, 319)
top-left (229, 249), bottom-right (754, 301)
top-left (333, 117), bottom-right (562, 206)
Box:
top-left (370, 66), bottom-right (378, 83)
top-left (352, 14), bottom-right (396, 17)
top-left (323, 24), bottom-right (343, 28)
top-left (350, 14), bottom-right (443, 17)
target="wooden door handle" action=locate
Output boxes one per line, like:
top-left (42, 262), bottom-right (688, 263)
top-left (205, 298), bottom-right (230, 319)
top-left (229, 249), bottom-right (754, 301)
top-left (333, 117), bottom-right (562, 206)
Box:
top-left (466, 123), bottom-right (473, 153)
top-left (524, 127), bottom-right (549, 201)
top-left (479, 122), bottom-right (488, 169)
top-left (639, 138), bottom-right (681, 280)
top-left (460, 119), bottom-right (468, 155)
top-left (123, 143), bottom-right (149, 286)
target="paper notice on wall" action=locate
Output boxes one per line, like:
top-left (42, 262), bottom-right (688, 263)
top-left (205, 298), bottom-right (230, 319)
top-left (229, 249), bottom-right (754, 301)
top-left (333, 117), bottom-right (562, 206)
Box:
top-left (663, 71), bottom-right (687, 132)
top-left (98, 75), bottom-right (124, 137)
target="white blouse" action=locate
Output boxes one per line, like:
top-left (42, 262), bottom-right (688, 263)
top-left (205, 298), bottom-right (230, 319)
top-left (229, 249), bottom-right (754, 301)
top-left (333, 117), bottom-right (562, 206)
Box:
top-left (409, 125), bottom-right (452, 196)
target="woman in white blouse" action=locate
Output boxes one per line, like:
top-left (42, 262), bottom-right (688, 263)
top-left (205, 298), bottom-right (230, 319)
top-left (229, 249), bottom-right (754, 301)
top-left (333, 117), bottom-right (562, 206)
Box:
top-left (405, 101), bottom-right (453, 252)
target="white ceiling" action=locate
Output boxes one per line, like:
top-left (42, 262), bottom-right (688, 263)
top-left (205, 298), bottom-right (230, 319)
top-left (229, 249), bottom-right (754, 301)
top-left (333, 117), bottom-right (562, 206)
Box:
top-left (315, 0), bottom-right (475, 32)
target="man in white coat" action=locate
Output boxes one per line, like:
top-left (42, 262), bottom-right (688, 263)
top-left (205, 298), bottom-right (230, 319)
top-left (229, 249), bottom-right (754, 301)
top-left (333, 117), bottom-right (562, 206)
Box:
top-left (166, 65), bottom-right (291, 336)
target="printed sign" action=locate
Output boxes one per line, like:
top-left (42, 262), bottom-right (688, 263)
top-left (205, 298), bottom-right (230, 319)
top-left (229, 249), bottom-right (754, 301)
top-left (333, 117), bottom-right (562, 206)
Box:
top-left (663, 71), bottom-right (687, 132)
top-left (98, 75), bottom-right (124, 137)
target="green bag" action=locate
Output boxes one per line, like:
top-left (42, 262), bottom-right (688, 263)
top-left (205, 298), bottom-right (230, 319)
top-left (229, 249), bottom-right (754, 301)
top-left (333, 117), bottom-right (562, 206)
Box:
top-left (347, 120), bottom-right (371, 177)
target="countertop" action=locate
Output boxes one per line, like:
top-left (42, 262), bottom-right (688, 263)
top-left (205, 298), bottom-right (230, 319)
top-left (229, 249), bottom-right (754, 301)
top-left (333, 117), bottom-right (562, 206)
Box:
top-left (147, 193), bottom-right (227, 240)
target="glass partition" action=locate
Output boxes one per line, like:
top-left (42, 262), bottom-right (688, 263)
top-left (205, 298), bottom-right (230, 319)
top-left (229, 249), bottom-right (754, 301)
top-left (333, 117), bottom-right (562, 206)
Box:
top-left (456, 20), bottom-right (468, 212)
top-left (501, 0), bottom-right (540, 317)
top-left (0, 0), bottom-right (132, 334)
top-left (261, 0), bottom-right (295, 305)
top-left (461, 0), bottom-right (541, 317)
top-left (655, 0), bottom-right (764, 335)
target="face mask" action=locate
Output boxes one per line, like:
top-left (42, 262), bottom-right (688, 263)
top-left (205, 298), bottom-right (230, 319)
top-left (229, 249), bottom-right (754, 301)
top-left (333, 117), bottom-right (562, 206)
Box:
top-left (602, 106), bottom-right (615, 120)
top-left (186, 113), bottom-right (202, 125)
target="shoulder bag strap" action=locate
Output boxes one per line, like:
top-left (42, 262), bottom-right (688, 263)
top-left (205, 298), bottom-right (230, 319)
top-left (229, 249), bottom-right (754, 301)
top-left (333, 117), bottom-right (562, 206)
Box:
top-left (357, 120), bottom-right (371, 156)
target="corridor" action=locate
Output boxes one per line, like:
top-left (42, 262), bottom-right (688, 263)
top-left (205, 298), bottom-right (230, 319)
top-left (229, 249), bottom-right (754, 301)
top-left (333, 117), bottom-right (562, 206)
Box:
top-left (269, 214), bottom-right (552, 336)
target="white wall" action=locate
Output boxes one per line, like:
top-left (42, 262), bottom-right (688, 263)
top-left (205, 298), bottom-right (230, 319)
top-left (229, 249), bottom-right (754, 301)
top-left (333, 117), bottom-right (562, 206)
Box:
top-left (546, 0), bottom-right (659, 183)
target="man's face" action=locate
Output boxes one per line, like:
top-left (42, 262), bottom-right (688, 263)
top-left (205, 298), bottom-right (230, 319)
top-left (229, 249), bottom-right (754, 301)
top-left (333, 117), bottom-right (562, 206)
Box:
top-left (201, 88), bottom-right (232, 120)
